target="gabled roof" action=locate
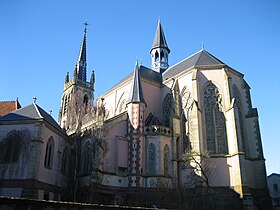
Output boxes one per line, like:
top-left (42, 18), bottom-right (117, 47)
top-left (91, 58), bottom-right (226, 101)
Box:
top-left (150, 21), bottom-right (170, 53)
top-left (0, 103), bottom-right (65, 134)
top-left (145, 113), bottom-right (161, 126)
top-left (127, 62), bottom-right (146, 105)
top-left (0, 100), bottom-right (21, 116)
top-left (163, 49), bottom-right (225, 80)
top-left (268, 173), bottom-right (280, 179)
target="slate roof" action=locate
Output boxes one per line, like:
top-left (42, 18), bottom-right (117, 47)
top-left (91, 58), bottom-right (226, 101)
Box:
top-left (268, 173), bottom-right (280, 178)
top-left (0, 100), bottom-right (21, 116)
top-left (163, 49), bottom-right (226, 80)
top-left (0, 103), bottom-right (65, 134)
top-left (150, 21), bottom-right (170, 53)
top-left (127, 62), bottom-right (146, 105)
top-left (145, 113), bottom-right (161, 126)
top-left (102, 65), bottom-right (162, 97)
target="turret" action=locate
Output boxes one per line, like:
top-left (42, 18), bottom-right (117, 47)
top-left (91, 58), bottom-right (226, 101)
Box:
top-left (150, 21), bottom-right (170, 73)
top-left (127, 61), bottom-right (146, 187)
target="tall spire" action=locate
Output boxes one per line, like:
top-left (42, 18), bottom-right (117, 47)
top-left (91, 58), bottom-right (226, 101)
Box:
top-left (75, 21), bottom-right (88, 81)
top-left (127, 61), bottom-right (146, 106)
top-left (150, 21), bottom-right (170, 53)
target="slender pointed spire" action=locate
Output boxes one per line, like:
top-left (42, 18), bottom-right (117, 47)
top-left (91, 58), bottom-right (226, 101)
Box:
top-left (65, 72), bottom-right (69, 83)
top-left (150, 21), bottom-right (170, 53)
top-left (90, 70), bottom-right (95, 87)
top-left (127, 61), bottom-right (146, 106)
top-left (75, 22), bottom-right (88, 81)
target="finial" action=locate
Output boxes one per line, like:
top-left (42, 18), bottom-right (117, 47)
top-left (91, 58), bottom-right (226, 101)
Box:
top-left (158, 16), bottom-right (161, 23)
top-left (49, 110), bottom-right (52, 116)
top-left (201, 41), bottom-right (205, 50)
top-left (33, 97), bottom-right (37, 104)
top-left (84, 20), bottom-right (89, 33)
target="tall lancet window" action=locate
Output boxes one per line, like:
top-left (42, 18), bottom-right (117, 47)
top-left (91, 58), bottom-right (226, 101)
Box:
top-left (83, 94), bottom-right (89, 113)
top-left (163, 144), bottom-right (170, 175)
top-left (44, 137), bottom-right (54, 169)
top-left (160, 50), bottom-right (166, 62)
top-left (155, 51), bottom-right (159, 62)
top-left (148, 143), bottom-right (156, 174)
top-left (203, 83), bottom-right (228, 154)
top-left (233, 85), bottom-right (246, 153)
top-left (83, 142), bottom-right (93, 175)
top-left (162, 93), bottom-right (172, 127)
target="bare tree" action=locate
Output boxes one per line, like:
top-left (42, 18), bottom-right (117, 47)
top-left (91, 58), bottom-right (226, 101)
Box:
top-left (67, 88), bottom-right (95, 202)
top-left (180, 150), bottom-right (216, 210)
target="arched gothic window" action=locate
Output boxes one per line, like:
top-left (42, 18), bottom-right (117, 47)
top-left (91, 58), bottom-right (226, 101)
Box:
top-left (203, 83), bottom-right (228, 154)
top-left (233, 85), bottom-right (246, 153)
top-left (83, 142), bottom-right (93, 175)
top-left (0, 130), bottom-right (21, 163)
top-left (44, 137), bottom-right (54, 169)
top-left (83, 94), bottom-right (89, 106)
top-left (148, 143), bottom-right (156, 174)
top-left (118, 99), bottom-right (127, 114)
top-left (163, 144), bottom-right (170, 175)
top-left (61, 147), bottom-right (70, 175)
top-left (162, 93), bottom-right (172, 127)
top-left (155, 50), bottom-right (159, 62)
top-left (160, 50), bottom-right (166, 62)
top-left (83, 94), bottom-right (89, 113)
top-left (63, 95), bottom-right (68, 115)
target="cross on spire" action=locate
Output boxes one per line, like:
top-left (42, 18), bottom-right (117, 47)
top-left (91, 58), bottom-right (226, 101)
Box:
top-left (84, 20), bottom-right (88, 32)
top-left (33, 97), bottom-right (37, 104)
top-left (201, 41), bottom-right (205, 50)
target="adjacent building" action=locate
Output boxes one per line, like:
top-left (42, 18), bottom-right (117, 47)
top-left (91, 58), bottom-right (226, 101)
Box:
top-left (268, 173), bottom-right (280, 210)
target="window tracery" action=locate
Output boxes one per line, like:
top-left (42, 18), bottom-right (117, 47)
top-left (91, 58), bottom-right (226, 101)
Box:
top-left (83, 142), bottom-right (93, 175)
top-left (163, 144), bottom-right (170, 175)
top-left (0, 129), bottom-right (31, 164)
top-left (61, 147), bottom-right (70, 175)
top-left (148, 143), bottom-right (156, 174)
top-left (203, 83), bottom-right (228, 154)
top-left (118, 99), bottom-right (127, 114)
top-left (162, 93), bottom-right (172, 127)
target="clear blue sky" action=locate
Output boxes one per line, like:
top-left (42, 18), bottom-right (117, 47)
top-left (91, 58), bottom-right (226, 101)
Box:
top-left (0, 0), bottom-right (279, 175)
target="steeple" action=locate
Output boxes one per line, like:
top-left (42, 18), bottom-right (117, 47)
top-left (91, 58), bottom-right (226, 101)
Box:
top-left (127, 61), bottom-right (146, 106)
top-left (150, 21), bottom-right (170, 73)
top-left (75, 22), bottom-right (88, 82)
top-left (58, 22), bottom-right (95, 133)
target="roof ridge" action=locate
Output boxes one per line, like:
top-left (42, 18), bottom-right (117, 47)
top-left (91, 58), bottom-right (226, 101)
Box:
top-left (198, 49), bottom-right (225, 65)
top-left (163, 49), bottom-right (202, 76)
top-left (0, 100), bottom-right (17, 103)
top-left (33, 103), bottom-right (43, 118)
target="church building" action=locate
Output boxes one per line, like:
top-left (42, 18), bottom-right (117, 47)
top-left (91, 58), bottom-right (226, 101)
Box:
top-left (0, 21), bottom-right (272, 209)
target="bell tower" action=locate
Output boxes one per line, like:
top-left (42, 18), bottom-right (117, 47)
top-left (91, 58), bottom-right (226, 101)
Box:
top-left (58, 22), bottom-right (95, 134)
top-left (150, 21), bottom-right (170, 73)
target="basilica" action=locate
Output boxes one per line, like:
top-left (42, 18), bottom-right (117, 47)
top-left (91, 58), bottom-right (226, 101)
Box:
top-left (0, 22), bottom-right (272, 209)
